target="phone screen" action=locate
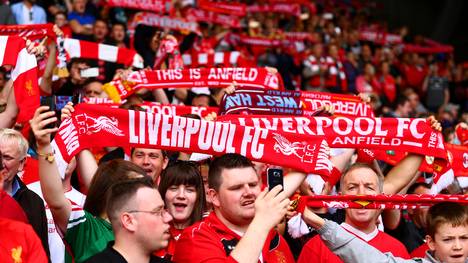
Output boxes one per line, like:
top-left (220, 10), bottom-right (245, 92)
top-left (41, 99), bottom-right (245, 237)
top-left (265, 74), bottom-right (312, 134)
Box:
top-left (267, 168), bottom-right (284, 191)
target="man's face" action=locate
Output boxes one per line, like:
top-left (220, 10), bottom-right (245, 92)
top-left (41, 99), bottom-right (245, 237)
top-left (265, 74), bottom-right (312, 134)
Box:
top-left (191, 95), bottom-right (210, 107)
top-left (130, 148), bottom-right (168, 181)
top-left (54, 14), bottom-right (67, 27)
top-left (73, 0), bottom-right (86, 13)
top-left (427, 223), bottom-right (468, 263)
top-left (0, 142), bottom-right (25, 186)
top-left (111, 25), bottom-right (126, 42)
top-left (210, 167), bottom-right (260, 228)
top-left (93, 21), bottom-right (108, 42)
top-left (84, 81), bottom-right (105, 98)
top-left (133, 188), bottom-right (172, 251)
top-left (342, 167), bottom-right (381, 229)
top-left (399, 101), bottom-right (412, 117)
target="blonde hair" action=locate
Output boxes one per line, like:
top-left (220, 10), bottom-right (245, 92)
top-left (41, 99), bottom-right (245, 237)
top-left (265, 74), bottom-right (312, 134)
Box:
top-left (0, 128), bottom-right (29, 159)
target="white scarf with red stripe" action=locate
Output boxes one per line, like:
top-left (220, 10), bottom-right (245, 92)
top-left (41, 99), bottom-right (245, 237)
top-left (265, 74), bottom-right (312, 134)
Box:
top-left (0, 36), bottom-right (39, 129)
top-left (181, 52), bottom-right (252, 67)
top-left (63, 38), bottom-right (143, 68)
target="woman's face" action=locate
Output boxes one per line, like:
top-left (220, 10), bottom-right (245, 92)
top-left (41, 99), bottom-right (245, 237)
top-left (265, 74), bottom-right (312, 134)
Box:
top-left (165, 184), bottom-right (197, 228)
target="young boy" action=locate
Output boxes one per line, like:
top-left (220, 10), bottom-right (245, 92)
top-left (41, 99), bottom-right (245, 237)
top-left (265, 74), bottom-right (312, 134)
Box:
top-left (302, 202), bottom-right (468, 263)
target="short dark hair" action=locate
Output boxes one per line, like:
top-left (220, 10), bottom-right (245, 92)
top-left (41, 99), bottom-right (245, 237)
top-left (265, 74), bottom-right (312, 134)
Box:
top-left (130, 148), bottom-right (168, 159)
top-left (426, 202), bottom-right (468, 238)
top-left (407, 182), bottom-right (431, 194)
top-left (84, 159), bottom-right (149, 217)
top-left (208, 153), bottom-right (254, 191)
top-left (106, 176), bottom-right (155, 223)
top-left (158, 161), bottom-right (205, 225)
top-left (67, 57), bottom-right (90, 72)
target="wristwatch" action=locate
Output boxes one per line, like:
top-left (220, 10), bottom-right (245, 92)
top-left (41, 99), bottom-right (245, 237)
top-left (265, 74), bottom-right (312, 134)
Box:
top-left (37, 151), bottom-right (55, 163)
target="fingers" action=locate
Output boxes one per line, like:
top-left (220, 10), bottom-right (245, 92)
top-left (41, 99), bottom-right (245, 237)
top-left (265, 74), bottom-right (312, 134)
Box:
top-left (358, 93), bottom-right (371, 103)
top-left (61, 102), bottom-right (74, 120)
top-left (204, 112), bottom-right (217, 122)
top-left (427, 115), bottom-right (442, 131)
top-left (224, 81), bottom-right (237, 94)
top-left (265, 66), bottom-right (278, 74)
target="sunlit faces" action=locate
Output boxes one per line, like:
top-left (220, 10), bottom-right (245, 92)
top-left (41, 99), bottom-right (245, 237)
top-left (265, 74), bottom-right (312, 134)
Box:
top-left (130, 148), bottom-right (168, 181)
top-left (341, 167), bottom-right (381, 230)
top-left (132, 187), bottom-right (172, 251)
top-left (165, 185), bottom-right (197, 229)
top-left (427, 223), bottom-right (468, 263)
top-left (209, 167), bottom-right (260, 228)
top-left (0, 142), bottom-right (26, 185)
top-left (83, 81), bottom-right (106, 98)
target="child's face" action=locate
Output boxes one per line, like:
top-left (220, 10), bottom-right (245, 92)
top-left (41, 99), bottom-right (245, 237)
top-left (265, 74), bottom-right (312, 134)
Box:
top-left (427, 223), bottom-right (468, 263)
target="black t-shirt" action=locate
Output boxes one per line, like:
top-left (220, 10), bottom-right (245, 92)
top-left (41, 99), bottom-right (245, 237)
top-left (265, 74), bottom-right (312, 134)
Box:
top-left (386, 211), bottom-right (426, 253)
top-left (85, 242), bottom-right (170, 263)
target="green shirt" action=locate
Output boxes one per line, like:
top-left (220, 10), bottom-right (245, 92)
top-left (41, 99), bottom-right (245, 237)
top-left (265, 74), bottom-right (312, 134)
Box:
top-left (64, 209), bottom-right (114, 263)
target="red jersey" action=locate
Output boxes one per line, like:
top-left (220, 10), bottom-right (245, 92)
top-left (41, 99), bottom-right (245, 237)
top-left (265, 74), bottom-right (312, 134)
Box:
top-left (173, 212), bottom-right (294, 263)
top-left (0, 190), bottom-right (28, 223)
top-left (154, 225), bottom-right (183, 260)
top-left (0, 218), bottom-right (48, 263)
top-left (411, 243), bottom-right (429, 258)
top-left (298, 223), bottom-right (410, 263)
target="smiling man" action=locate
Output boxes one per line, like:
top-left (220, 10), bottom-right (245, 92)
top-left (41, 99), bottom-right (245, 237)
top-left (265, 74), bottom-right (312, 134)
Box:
top-left (298, 163), bottom-right (410, 263)
top-left (172, 153), bottom-right (294, 263)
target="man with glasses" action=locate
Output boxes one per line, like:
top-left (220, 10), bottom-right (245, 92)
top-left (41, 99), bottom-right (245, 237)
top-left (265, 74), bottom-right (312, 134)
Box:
top-left (0, 128), bottom-right (50, 257)
top-left (85, 177), bottom-right (172, 262)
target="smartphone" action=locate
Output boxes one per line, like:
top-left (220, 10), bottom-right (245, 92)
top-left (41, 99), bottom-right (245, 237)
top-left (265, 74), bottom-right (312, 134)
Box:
top-left (267, 168), bottom-right (284, 191)
top-left (40, 96), bottom-right (56, 129)
top-left (80, 67), bottom-right (99, 78)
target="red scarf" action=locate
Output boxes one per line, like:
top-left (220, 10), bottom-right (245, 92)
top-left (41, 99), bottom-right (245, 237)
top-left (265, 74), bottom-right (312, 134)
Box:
top-left (198, 0), bottom-right (247, 16)
top-left (0, 36), bottom-right (39, 133)
top-left (54, 104), bottom-right (332, 176)
top-left (219, 89), bottom-right (374, 117)
top-left (107, 0), bottom-right (167, 13)
top-left (0, 24), bottom-right (55, 41)
top-left (138, 102), bottom-right (218, 118)
top-left (103, 67), bottom-right (284, 102)
top-left (298, 194), bottom-right (468, 210)
top-left (129, 12), bottom-right (200, 37)
top-left (358, 30), bottom-right (402, 45)
top-left (186, 8), bottom-right (242, 28)
top-left (63, 38), bottom-right (144, 68)
top-left (217, 115), bottom-right (447, 160)
top-left (246, 3), bottom-right (302, 17)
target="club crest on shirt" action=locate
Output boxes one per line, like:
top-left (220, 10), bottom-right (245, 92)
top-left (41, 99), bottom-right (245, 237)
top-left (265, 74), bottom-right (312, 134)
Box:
top-left (221, 238), bottom-right (238, 256)
top-left (11, 246), bottom-right (22, 263)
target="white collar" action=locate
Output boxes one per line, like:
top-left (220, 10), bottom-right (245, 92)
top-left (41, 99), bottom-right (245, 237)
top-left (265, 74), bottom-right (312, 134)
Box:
top-left (341, 223), bottom-right (378, 242)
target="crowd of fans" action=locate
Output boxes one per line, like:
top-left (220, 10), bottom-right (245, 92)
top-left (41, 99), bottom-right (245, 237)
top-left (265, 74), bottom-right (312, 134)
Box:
top-left (0, 0), bottom-right (467, 263)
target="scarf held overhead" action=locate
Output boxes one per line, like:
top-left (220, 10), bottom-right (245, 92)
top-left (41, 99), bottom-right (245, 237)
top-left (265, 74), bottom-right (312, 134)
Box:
top-left (54, 104), bottom-right (332, 175)
top-left (107, 0), bottom-right (168, 13)
top-left (103, 67), bottom-right (283, 102)
top-left (219, 89), bottom-right (374, 117)
top-left (217, 115), bottom-right (447, 160)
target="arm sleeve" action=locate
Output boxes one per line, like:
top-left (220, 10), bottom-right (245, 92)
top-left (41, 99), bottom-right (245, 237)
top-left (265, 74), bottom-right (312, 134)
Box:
top-left (317, 220), bottom-right (418, 263)
top-left (24, 223), bottom-right (48, 263)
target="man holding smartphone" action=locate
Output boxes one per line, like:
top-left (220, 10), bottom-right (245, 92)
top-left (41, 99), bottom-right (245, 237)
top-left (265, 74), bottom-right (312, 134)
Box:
top-left (173, 153), bottom-right (295, 263)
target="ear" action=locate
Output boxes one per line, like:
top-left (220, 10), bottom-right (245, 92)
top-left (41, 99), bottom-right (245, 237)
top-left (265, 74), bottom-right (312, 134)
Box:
top-left (17, 157), bottom-right (26, 172)
top-left (120, 213), bottom-right (137, 232)
top-left (426, 235), bottom-right (436, 251)
top-left (162, 157), bottom-right (169, 170)
top-left (208, 188), bottom-right (220, 208)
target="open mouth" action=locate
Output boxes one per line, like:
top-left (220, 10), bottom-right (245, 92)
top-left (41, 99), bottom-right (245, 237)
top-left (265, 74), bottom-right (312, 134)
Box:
top-left (241, 200), bottom-right (255, 206)
top-left (450, 254), bottom-right (464, 259)
top-left (173, 203), bottom-right (187, 211)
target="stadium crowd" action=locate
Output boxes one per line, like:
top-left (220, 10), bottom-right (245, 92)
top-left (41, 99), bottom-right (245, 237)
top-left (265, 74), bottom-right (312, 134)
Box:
top-left (0, 0), bottom-right (467, 263)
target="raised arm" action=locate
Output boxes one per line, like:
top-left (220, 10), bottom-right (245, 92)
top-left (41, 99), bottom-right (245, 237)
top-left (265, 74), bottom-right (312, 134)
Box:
top-left (31, 106), bottom-right (71, 234)
top-left (230, 186), bottom-right (289, 263)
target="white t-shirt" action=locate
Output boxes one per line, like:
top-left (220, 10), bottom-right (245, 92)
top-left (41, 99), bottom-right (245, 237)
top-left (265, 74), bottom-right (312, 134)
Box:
top-left (28, 182), bottom-right (87, 263)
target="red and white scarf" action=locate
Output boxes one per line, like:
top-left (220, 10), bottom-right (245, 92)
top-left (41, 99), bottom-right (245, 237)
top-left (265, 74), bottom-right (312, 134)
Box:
top-left (0, 36), bottom-right (39, 131)
top-left (298, 194), bottom-right (468, 210)
top-left (246, 3), bottom-right (302, 17)
top-left (103, 67), bottom-right (284, 102)
top-left (63, 38), bottom-right (144, 68)
top-left (358, 30), bottom-right (402, 45)
top-left (138, 102), bottom-right (218, 118)
top-left (217, 115), bottom-right (447, 160)
top-left (0, 23), bottom-right (55, 41)
top-left (186, 8), bottom-right (242, 28)
top-left (107, 0), bottom-right (168, 13)
top-left (198, 0), bottom-right (247, 16)
top-left (181, 51), bottom-right (253, 68)
top-left (219, 89), bottom-right (374, 117)
top-left (53, 104), bottom-right (332, 176)
top-left (129, 12), bottom-right (200, 37)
